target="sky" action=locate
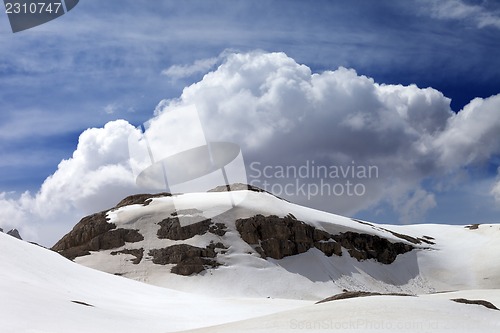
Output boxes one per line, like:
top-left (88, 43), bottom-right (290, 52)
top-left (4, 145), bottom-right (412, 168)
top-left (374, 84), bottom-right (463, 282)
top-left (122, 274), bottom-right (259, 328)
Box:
top-left (1, 0), bottom-right (500, 246)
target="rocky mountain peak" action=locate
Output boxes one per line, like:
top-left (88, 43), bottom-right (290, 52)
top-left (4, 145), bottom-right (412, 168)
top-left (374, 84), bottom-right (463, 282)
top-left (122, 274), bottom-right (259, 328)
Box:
top-left (6, 229), bottom-right (22, 240)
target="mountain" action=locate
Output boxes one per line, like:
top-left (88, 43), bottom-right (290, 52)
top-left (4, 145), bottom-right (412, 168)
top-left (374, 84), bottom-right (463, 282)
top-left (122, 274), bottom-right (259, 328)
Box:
top-left (52, 185), bottom-right (500, 299)
top-left (6, 229), bottom-right (22, 240)
top-left (1, 228), bottom-right (23, 240)
top-left (2, 186), bottom-right (500, 332)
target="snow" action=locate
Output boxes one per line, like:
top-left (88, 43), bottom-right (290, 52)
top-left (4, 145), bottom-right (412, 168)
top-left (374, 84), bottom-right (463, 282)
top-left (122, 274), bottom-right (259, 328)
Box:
top-left (0, 232), bottom-right (309, 333)
top-left (76, 190), bottom-right (500, 298)
top-left (179, 293), bottom-right (500, 333)
top-left (2, 189), bottom-right (500, 332)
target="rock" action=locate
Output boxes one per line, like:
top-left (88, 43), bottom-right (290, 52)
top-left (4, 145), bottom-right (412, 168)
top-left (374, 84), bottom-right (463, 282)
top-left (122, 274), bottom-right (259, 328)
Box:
top-left (208, 183), bottom-right (266, 193)
top-left (0, 227), bottom-right (3, 232)
top-left (236, 214), bottom-right (342, 260)
top-left (7, 229), bottom-right (22, 240)
top-left (148, 244), bottom-right (221, 276)
top-left (157, 215), bottom-right (227, 240)
top-left (110, 248), bottom-right (144, 264)
top-left (51, 193), bottom-right (175, 260)
top-left (236, 215), bottom-right (413, 264)
top-left (52, 210), bottom-right (143, 260)
top-left (333, 231), bottom-right (413, 264)
top-left (208, 223), bottom-right (227, 237)
top-left (465, 224), bottom-right (480, 230)
top-left (157, 217), bottom-right (212, 240)
top-left (316, 291), bottom-right (413, 304)
top-left (207, 183), bottom-right (288, 201)
top-left (314, 241), bottom-right (342, 257)
top-left (87, 228), bottom-right (143, 251)
top-left (451, 298), bottom-right (499, 310)
top-left (114, 192), bottom-right (171, 209)
top-left (53, 211), bottom-right (112, 249)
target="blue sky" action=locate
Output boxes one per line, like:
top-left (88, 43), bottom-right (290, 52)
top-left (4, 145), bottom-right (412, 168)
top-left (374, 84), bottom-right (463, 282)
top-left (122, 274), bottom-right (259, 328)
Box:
top-left (1, 0), bottom-right (500, 245)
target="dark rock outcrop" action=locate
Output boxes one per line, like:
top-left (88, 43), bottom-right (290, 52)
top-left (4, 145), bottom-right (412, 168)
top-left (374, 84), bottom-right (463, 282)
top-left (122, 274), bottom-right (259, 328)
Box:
top-left (236, 214), bottom-right (341, 260)
top-left (334, 231), bottom-right (413, 264)
top-left (53, 212), bottom-right (113, 249)
top-left (209, 223), bottom-right (227, 237)
top-left (236, 215), bottom-right (413, 264)
top-left (208, 183), bottom-right (289, 201)
top-left (6, 229), bottom-right (22, 240)
top-left (452, 298), bottom-right (499, 310)
top-left (115, 192), bottom-right (171, 209)
top-left (316, 291), bottom-right (413, 304)
top-left (157, 217), bottom-right (212, 240)
top-left (88, 228), bottom-right (143, 251)
top-left (465, 224), bottom-right (480, 230)
top-left (208, 183), bottom-right (267, 193)
top-left (52, 210), bottom-right (144, 260)
top-left (111, 248), bottom-right (144, 264)
top-left (51, 193), bottom-right (173, 260)
top-left (149, 243), bottom-right (224, 276)
top-left (157, 215), bottom-right (227, 240)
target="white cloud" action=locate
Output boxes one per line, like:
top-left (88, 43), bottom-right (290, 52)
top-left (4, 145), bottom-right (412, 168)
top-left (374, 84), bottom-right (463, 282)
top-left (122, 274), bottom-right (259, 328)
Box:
top-left (432, 95), bottom-right (500, 167)
top-left (393, 188), bottom-right (437, 224)
top-left (2, 51), bottom-right (500, 246)
top-left (34, 120), bottom-right (139, 214)
top-left (162, 57), bottom-right (219, 79)
top-left (492, 168), bottom-right (500, 205)
top-left (0, 120), bottom-right (140, 245)
top-left (422, 0), bottom-right (500, 29)
top-left (155, 51), bottom-right (500, 219)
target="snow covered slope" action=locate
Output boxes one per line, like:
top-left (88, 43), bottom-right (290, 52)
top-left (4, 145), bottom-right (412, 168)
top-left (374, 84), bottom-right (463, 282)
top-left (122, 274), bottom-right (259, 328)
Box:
top-left (0, 231), bottom-right (309, 333)
top-left (2, 230), bottom-right (500, 332)
top-left (53, 188), bottom-right (500, 299)
top-left (2, 189), bottom-right (500, 332)
top-left (179, 292), bottom-right (500, 333)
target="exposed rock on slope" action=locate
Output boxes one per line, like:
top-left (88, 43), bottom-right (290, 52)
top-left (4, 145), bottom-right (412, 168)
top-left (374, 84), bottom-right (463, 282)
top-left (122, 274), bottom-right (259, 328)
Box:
top-left (149, 242), bottom-right (227, 275)
top-left (235, 214), bottom-right (413, 264)
top-left (236, 214), bottom-right (341, 259)
top-left (52, 193), bottom-right (231, 275)
top-left (52, 193), bottom-right (170, 260)
top-left (208, 183), bottom-right (267, 193)
top-left (51, 210), bottom-right (143, 260)
top-left (157, 211), bottom-right (227, 240)
top-left (115, 192), bottom-right (171, 208)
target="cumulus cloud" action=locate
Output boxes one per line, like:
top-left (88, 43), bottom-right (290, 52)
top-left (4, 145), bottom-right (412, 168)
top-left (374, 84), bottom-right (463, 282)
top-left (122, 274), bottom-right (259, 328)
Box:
top-left (2, 50), bottom-right (500, 246)
top-left (0, 120), bottom-right (140, 245)
top-left (155, 51), bottom-right (500, 220)
top-left (432, 95), bottom-right (500, 167)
